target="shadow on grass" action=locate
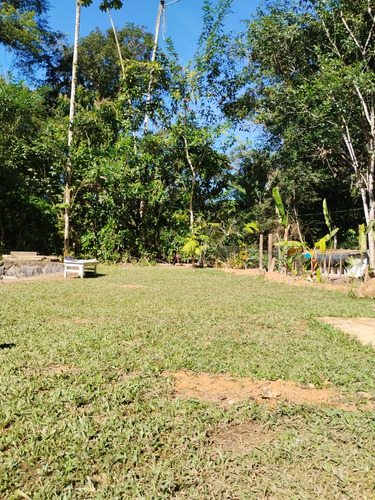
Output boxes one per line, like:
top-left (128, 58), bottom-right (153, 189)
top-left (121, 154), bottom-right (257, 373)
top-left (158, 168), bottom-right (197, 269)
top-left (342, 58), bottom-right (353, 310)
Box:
top-left (67, 273), bottom-right (106, 280)
top-left (0, 343), bottom-right (15, 350)
top-left (85, 273), bottom-right (106, 279)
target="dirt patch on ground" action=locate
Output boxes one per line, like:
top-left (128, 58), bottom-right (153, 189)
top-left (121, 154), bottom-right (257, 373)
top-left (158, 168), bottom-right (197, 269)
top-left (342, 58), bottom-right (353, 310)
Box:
top-left (319, 317), bottom-right (375, 347)
top-left (0, 272), bottom-right (65, 284)
top-left (163, 370), bottom-right (374, 412)
top-left (42, 363), bottom-right (80, 375)
top-left (222, 268), bottom-right (351, 293)
top-left (210, 421), bottom-right (277, 456)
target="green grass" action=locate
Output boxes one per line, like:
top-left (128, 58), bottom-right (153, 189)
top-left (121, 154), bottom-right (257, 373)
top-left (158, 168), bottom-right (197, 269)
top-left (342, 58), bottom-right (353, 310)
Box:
top-left (1, 266), bottom-right (375, 499)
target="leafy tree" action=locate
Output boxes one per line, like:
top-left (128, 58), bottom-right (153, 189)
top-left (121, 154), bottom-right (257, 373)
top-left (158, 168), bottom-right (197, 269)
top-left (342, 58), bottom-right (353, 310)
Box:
top-left (0, 0), bottom-right (238, 262)
top-left (62, 0), bottom-right (126, 254)
top-left (47, 25), bottom-right (153, 101)
top-left (220, 0), bottom-right (375, 265)
top-left (0, 0), bottom-right (63, 76)
top-left (0, 77), bottom-right (64, 253)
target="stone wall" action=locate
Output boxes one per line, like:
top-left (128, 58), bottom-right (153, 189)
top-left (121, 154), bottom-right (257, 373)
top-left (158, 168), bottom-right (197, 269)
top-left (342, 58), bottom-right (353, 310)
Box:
top-left (0, 260), bottom-right (63, 279)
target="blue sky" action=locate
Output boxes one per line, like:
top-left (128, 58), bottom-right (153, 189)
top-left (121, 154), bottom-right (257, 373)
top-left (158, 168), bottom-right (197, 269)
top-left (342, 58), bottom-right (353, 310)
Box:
top-left (48, 0), bottom-right (260, 64)
top-left (0, 0), bottom-right (260, 81)
top-left (48, 0), bottom-right (261, 143)
top-left (0, 0), bottom-right (261, 142)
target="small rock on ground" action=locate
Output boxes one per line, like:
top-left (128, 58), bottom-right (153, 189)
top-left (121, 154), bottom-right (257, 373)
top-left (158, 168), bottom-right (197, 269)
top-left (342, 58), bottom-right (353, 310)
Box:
top-left (356, 278), bottom-right (375, 298)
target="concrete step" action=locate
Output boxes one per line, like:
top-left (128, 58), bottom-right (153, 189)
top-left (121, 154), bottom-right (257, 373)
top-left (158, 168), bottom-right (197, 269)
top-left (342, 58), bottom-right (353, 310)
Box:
top-left (10, 251), bottom-right (38, 258)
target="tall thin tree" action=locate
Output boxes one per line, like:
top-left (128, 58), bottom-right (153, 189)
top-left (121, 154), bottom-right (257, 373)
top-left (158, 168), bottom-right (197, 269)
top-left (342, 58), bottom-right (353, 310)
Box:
top-left (64, 0), bottom-right (123, 254)
top-left (64, 0), bottom-right (81, 255)
top-left (144, 0), bottom-right (181, 134)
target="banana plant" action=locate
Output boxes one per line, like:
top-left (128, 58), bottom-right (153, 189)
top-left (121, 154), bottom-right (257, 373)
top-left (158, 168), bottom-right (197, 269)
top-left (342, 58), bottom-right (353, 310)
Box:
top-left (274, 228), bottom-right (339, 279)
top-left (322, 199), bottom-right (332, 234)
top-left (312, 228), bottom-right (339, 280)
top-left (181, 221), bottom-right (219, 267)
top-left (357, 220), bottom-right (375, 275)
top-left (273, 239), bottom-right (305, 274)
top-left (181, 236), bottom-right (201, 267)
top-left (314, 228), bottom-right (339, 254)
top-left (320, 199), bottom-right (339, 275)
top-left (272, 187), bottom-right (291, 270)
top-left (272, 187), bottom-right (289, 239)
top-left (359, 220), bottom-right (375, 252)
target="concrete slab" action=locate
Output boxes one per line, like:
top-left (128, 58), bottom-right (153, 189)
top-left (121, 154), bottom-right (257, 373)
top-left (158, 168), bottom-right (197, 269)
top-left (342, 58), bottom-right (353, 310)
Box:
top-left (10, 251), bottom-right (38, 257)
top-left (319, 317), bottom-right (375, 347)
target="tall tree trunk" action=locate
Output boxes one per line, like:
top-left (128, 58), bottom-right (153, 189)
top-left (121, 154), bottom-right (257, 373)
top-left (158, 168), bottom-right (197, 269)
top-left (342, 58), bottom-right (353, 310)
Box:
top-left (182, 135), bottom-right (196, 233)
top-left (64, 0), bottom-right (81, 255)
top-left (317, 3), bottom-right (375, 268)
top-left (107, 8), bottom-right (125, 75)
top-left (342, 118), bottom-right (375, 268)
top-left (143, 0), bottom-right (164, 135)
top-left (144, 0), bottom-right (180, 133)
top-left (367, 135), bottom-right (375, 268)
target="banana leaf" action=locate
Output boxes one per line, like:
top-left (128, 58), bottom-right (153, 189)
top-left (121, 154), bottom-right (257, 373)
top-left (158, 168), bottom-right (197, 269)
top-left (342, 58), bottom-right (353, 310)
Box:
top-left (274, 240), bottom-right (305, 248)
top-left (272, 187), bottom-right (287, 227)
top-left (359, 223), bottom-right (367, 253)
top-left (323, 198), bottom-right (332, 233)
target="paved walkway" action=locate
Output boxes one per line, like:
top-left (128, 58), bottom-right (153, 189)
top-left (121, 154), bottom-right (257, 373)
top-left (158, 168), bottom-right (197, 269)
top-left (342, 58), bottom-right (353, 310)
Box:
top-left (319, 317), bottom-right (375, 347)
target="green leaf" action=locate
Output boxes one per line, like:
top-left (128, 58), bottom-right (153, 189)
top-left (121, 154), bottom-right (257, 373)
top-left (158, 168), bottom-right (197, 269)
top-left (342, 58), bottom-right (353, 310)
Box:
top-left (243, 222), bottom-right (259, 233)
top-left (359, 223), bottom-right (367, 252)
top-left (272, 187), bottom-right (287, 227)
top-left (181, 238), bottom-right (199, 256)
top-left (323, 198), bottom-right (331, 233)
top-left (274, 240), bottom-right (304, 248)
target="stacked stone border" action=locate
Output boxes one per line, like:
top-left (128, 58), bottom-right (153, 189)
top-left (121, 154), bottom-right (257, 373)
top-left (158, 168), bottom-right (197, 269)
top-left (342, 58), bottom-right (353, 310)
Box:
top-left (0, 252), bottom-right (63, 279)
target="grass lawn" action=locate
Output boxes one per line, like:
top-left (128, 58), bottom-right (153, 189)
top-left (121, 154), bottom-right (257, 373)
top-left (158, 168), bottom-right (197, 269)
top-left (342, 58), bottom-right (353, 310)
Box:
top-left (1, 265), bottom-right (375, 499)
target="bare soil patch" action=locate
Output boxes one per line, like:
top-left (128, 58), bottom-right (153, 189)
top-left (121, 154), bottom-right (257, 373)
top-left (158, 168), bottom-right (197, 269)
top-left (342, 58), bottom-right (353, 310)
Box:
top-left (319, 317), bottom-right (375, 347)
top-left (210, 421), bottom-right (277, 456)
top-left (0, 272), bottom-right (65, 284)
top-left (41, 363), bottom-right (80, 375)
top-left (163, 370), bottom-right (374, 412)
top-left (222, 268), bottom-right (350, 293)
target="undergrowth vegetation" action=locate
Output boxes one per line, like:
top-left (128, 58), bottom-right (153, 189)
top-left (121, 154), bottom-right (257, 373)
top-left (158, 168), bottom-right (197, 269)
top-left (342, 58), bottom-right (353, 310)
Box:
top-left (1, 266), bottom-right (375, 498)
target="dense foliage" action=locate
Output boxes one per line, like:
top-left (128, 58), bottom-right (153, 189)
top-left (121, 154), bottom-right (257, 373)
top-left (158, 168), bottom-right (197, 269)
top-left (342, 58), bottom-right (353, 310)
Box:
top-left (0, 0), bottom-right (372, 263)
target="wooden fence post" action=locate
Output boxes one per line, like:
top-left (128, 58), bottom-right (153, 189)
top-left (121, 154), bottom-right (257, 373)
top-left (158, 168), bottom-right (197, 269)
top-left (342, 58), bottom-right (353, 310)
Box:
top-left (268, 233), bottom-right (274, 272)
top-left (259, 234), bottom-right (264, 270)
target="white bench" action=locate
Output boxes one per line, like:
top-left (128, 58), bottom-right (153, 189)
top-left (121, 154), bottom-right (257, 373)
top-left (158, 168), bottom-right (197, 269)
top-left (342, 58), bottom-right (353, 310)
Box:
top-left (64, 259), bottom-right (99, 279)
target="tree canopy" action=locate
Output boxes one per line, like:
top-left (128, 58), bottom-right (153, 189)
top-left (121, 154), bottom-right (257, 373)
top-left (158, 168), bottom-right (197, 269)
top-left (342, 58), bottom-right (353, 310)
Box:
top-left (0, 0), bottom-right (372, 266)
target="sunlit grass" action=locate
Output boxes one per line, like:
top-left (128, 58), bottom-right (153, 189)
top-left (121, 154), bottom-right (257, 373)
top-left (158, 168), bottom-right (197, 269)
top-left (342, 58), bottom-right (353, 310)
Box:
top-left (1, 266), bottom-right (375, 498)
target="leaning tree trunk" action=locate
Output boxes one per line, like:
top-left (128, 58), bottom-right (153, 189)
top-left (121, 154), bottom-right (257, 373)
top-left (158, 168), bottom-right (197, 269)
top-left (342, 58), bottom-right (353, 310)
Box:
top-left (64, 0), bottom-right (81, 255)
